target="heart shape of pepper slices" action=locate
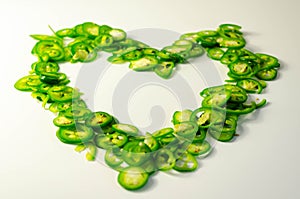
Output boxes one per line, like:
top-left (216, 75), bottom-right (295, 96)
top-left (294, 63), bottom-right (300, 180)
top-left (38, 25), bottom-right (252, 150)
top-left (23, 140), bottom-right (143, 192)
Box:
top-left (14, 22), bottom-right (280, 191)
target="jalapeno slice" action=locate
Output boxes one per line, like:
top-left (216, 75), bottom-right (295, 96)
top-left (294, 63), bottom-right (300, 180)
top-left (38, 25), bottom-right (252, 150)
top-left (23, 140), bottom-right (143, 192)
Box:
top-left (112, 123), bottom-right (139, 136)
top-left (229, 60), bottom-right (253, 76)
top-left (94, 34), bottom-right (114, 48)
top-left (144, 133), bottom-right (159, 151)
top-left (122, 141), bottom-right (151, 166)
top-left (121, 49), bottom-right (143, 61)
top-left (47, 85), bottom-right (81, 102)
top-left (129, 56), bottom-right (158, 71)
top-left (34, 61), bottom-right (60, 75)
top-left (237, 79), bottom-right (263, 93)
top-left (173, 121), bottom-right (198, 140)
top-left (154, 149), bottom-right (176, 171)
top-left (187, 140), bottom-right (211, 156)
top-left (95, 132), bottom-right (128, 149)
top-left (223, 101), bottom-right (256, 115)
top-left (117, 166), bottom-right (149, 190)
top-left (56, 124), bottom-right (94, 144)
top-left (172, 109), bottom-right (193, 125)
top-left (207, 47), bottom-right (225, 60)
top-left (109, 28), bottom-right (126, 42)
top-left (53, 115), bottom-right (75, 127)
top-left (173, 152), bottom-right (198, 172)
top-left (63, 106), bottom-right (91, 120)
top-left (210, 114), bottom-right (238, 133)
top-left (30, 34), bottom-right (64, 45)
top-left (208, 128), bottom-right (236, 142)
top-left (255, 68), bottom-right (277, 81)
top-left (14, 75), bottom-right (42, 91)
top-left (193, 128), bottom-right (207, 143)
top-left (40, 72), bottom-right (67, 85)
top-left (220, 50), bottom-right (239, 65)
top-left (201, 90), bottom-right (231, 107)
top-left (190, 107), bottom-right (225, 129)
top-left (152, 127), bottom-right (174, 139)
top-left (82, 22), bottom-right (100, 38)
top-left (105, 147), bottom-right (124, 168)
top-left (154, 61), bottom-right (174, 79)
top-left (85, 111), bottom-right (113, 128)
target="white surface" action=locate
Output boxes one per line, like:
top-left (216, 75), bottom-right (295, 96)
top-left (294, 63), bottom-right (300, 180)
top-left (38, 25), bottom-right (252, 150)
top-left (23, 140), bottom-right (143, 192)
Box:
top-left (1, 0), bottom-right (300, 199)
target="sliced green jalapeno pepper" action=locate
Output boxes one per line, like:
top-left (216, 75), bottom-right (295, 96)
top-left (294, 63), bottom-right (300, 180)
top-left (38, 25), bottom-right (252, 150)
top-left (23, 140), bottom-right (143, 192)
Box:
top-left (223, 101), bottom-right (256, 115)
top-left (220, 50), bottom-right (239, 65)
top-left (121, 49), bottom-right (143, 61)
top-left (99, 24), bottom-right (113, 35)
top-left (32, 40), bottom-right (64, 61)
top-left (180, 32), bottom-right (200, 43)
top-left (56, 28), bottom-right (76, 38)
top-left (198, 36), bottom-right (219, 48)
top-left (154, 61), bottom-right (174, 79)
top-left (256, 53), bottom-right (279, 69)
top-left (142, 48), bottom-right (158, 56)
top-left (64, 106), bottom-right (91, 120)
top-left (34, 61), bottom-right (60, 75)
top-left (218, 24), bottom-right (242, 35)
top-left (122, 141), bottom-right (151, 166)
top-left (237, 79), bottom-right (263, 93)
top-left (154, 149), bottom-right (176, 171)
top-left (173, 121), bottom-right (198, 140)
top-left (187, 140), bottom-right (211, 156)
top-left (159, 133), bottom-right (176, 145)
top-left (208, 128), bottom-right (236, 142)
top-left (217, 37), bottom-right (246, 49)
top-left (82, 22), bottom-right (100, 38)
top-left (144, 133), bottom-right (159, 151)
top-left (190, 107), bottom-right (226, 129)
top-left (172, 109), bottom-right (193, 125)
top-left (31, 92), bottom-right (49, 103)
top-left (56, 124), bottom-right (94, 144)
top-left (107, 55), bottom-right (126, 64)
top-left (85, 111), bottom-right (113, 128)
top-left (70, 42), bottom-right (97, 63)
top-left (105, 147), bottom-right (124, 168)
top-left (129, 56), bottom-right (158, 71)
top-left (112, 123), bottom-right (139, 136)
top-left (255, 68), bottom-right (277, 81)
top-left (53, 115), bottom-right (75, 127)
top-left (40, 72), bottom-right (67, 85)
top-left (109, 28), bottom-right (126, 42)
top-left (152, 127), bottom-right (174, 139)
top-left (30, 34), bottom-right (63, 46)
top-left (229, 60), bottom-right (253, 76)
top-left (192, 128), bottom-right (207, 143)
top-left (140, 157), bottom-right (157, 175)
top-left (188, 45), bottom-right (205, 57)
top-left (95, 132), bottom-right (128, 149)
top-left (117, 166), bottom-right (149, 190)
top-left (173, 152), bottom-right (198, 172)
top-left (94, 34), bottom-right (114, 48)
top-left (201, 90), bottom-right (231, 107)
top-left (211, 114), bottom-right (238, 132)
top-left (14, 75), bottom-right (42, 91)
top-left (47, 85), bottom-right (81, 102)
top-left (207, 47), bottom-right (225, 60)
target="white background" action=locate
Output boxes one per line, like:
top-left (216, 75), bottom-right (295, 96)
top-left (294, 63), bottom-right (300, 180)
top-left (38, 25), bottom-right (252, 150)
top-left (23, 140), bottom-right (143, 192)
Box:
top-left (1, 0), bottom-right (300, 198)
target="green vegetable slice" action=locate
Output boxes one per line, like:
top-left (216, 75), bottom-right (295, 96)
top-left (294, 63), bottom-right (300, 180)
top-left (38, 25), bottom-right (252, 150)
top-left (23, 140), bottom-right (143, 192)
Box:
top-left (118, 167), bottom-right (149, 190)
top-left (56, 124), bottom-right (94, 144)
top-left (112, 123), bottom-right (139, 136)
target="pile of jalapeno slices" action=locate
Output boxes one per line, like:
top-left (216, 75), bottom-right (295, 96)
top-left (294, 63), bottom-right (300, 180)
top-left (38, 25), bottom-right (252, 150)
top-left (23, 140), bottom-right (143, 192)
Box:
top-left (14, 22), bottom-right (280, 191)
